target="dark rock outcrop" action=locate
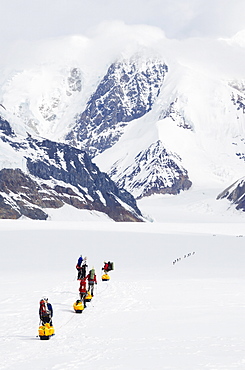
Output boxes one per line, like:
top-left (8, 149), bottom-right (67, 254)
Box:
top-left (66, 56), bottom-right (168, 157)
top-left (0, 128), bottom-right (143, 221)
top-left (159, 98), bottom-right (193, 130)
top-left (0, 116), bottom-right (15, 136)
top-left (0, 168), bottom-right (49, 219)
top-left (217, 177), bottom-right (245, 211)
top-left (109, 140), bottom-right (192, 199)
top-left (25, 137), bottom-right (142, 219)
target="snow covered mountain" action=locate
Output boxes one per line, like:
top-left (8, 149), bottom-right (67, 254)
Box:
top-left (1, 25), bottom-right (245, 219)
top-left (0, 116), bottom-right (143, 221)
top-left (217, 176), bottom-right (245, 211)
top-left (108, 140), bottom-right (192, 199)
top-left (66, 55), bottom-right (168, 157)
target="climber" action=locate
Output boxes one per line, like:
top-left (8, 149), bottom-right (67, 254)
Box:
top-left (39, 297), bottom-right (53, 326)
top-left (86, 268), bottom-right (97, 296)
top-left (102, 261), bottom-right (114, 273)
top-left (102, 261), bottom-right (109, 273)
top-left (79, 277), bottom-right (87, 308)
top-left (79, 259), bottom-right (88, 280)
top-left (76, 255), bottom-right (87, 280)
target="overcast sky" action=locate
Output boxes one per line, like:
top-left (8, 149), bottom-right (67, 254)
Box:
top-left (1, 0), bottom-right (245, 46)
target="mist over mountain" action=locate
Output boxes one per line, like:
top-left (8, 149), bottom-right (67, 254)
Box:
top-left (1, 24), bottom-right (245, 220)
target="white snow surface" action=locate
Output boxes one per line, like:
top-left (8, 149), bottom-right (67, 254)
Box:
top-left (1, 200), bottom-right (245, 369)
top-left (1, 26), bottom-right (245, 368)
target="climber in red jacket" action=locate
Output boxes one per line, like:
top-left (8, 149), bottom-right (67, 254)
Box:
top-left (102, 261), bottom-right (109, 273)
top-left (79, 278), bottom-right (87, 308)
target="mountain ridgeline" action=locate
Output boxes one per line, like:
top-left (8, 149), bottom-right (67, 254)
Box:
top-left (65, 55), bottom-right (193, 199)
top-left (1, 45), bottom-right (245, 219)
top-left (66, 57), bottom-right (168, 157)
top-left (217, 177), bottom-right (245, 212)
top-left (0, 120), bottom-right (143, 221)
top-left (109, 140), bottom-right (192, 199)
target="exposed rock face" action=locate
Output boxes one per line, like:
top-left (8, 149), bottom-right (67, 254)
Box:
top-left (1, 55), bottom-right (192, 203)
top-left (67, 56), bottom-right (168, 157)
top-left (217, 177), bottom-right (245, 211)
top-left (0, 116), bottom-right (15, 136)
top-left (38, 68), bottom-right (82, 122)
top-left (25, 137), bottom-right (142, 218)
top-left (159, 98), bottom-right (193, 130)
top-left (65, 56), bottom-right (193, 200)
top-left (0, 127), bottom-right (143, 221)
top-left (67, 68), bottom-right (82, 94)
top-left (109, 140), bottom-right (192, 199)
top-left (231, 92), bottom-right (245, 114)
top-left (0, 168), bottom-right (50, 219)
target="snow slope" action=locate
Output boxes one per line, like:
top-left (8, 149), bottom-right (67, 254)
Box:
top-left (1, 218), bottom-right (245, 370)
top-left (94, 50), bottom-right (245, 195)
top-left (1, 25), bottom-right (245, 215)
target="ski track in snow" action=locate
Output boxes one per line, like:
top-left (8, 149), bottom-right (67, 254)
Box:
top-left (1, 222), bottom-right (245, 369)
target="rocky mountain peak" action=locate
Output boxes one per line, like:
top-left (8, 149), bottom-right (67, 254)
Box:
top-left (109, 140), bottom-right (192, 199)
top-left (217, 177), bottom-right (245, 211)
top-left (66, 55), bottom-right (168, 157)
top-left (0, 120), bottom-right (143, 221)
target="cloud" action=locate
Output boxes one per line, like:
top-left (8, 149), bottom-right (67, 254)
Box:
top-left (179, 0), bottom-right (245, 38)
top-left (0, 21), bottom-right (166, 72)
top-left (0, 0), bottom-right (245, 49)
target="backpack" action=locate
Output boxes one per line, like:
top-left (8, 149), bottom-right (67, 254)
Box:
top-left (108, 262), bottom-right (114, 271)
top-left (89, 269), bottom-right (95, 280)
top-left (40, 300), bottom-right (50, 316)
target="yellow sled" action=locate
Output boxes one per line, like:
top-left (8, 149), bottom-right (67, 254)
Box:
top-left (102, 273), bottom-right (110, 281)
top-left (73, 300), bottom-right (84, 313)
top-left (38, 323), bottom-right (55, 340)
top-left (85, 291), bottom-right (92, 302)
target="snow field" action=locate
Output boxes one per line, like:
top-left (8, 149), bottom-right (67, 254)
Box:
top-left (0, 222), bottom-right (245, 369)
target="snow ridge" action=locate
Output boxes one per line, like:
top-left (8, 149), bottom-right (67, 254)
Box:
top-left (66, 55), bottom-right (168, 157)
top-left (217, 176), bottom-right (245, 211)
top-left (0, 124), bottom-right (143, 221)
top-left (109, 140), bottom-right (192, 199)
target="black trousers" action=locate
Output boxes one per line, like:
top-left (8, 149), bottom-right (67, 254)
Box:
top-left (77, 267), bottom-right (86, 279)
top-left (40, 315), bottom-right (52, 326)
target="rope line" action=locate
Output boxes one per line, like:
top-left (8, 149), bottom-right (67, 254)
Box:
top-left (56, 312), bottom-right (76, 330)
